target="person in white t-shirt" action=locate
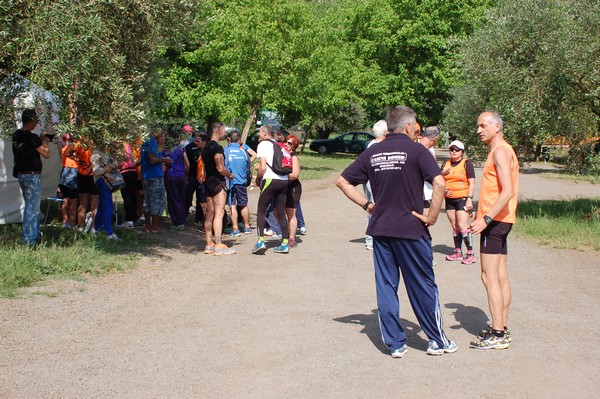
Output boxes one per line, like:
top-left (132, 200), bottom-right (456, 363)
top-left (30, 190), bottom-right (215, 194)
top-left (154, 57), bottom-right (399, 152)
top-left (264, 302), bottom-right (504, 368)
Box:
top-left (363, 120), bottom-right (387, 250)
top-left (418, 126), bottom-right (440, 216)
top-left (251, 125), bottom-right (290, 254)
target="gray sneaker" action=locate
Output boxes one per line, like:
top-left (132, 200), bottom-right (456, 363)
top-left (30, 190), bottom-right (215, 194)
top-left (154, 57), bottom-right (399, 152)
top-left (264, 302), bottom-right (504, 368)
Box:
top-left (214, 243), bottom-right (236, 256)
top-left (391, 344), bottom-right (408, 358)
top-left (427, 340), bottom-right (458, 355)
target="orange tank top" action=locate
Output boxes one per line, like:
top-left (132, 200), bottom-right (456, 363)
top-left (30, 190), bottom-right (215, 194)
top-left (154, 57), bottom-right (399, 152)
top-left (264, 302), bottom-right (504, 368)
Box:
top-left (62, 144), bottom-right (78, 168)
top-left (443, 158), bottom-right (470, 198)
top-left (478, 142), bottom-right (519, 224)
top-left (74, 143), bottom-right (93, 175)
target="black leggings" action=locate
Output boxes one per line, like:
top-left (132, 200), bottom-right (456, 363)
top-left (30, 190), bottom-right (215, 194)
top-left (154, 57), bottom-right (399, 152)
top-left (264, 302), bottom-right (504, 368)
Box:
top-left (257, 179), bottom-right (289, 239)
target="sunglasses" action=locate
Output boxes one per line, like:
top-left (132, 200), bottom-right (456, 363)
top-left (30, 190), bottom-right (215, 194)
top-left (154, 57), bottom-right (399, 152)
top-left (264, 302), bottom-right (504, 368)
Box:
top-left (449, 148), bottom-right (462, 152)
top-left (285, 141), bottom-right (294, 145)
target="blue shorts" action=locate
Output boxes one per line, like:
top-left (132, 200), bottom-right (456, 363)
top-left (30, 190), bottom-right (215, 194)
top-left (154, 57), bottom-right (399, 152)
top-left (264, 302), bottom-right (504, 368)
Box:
top-left (228, 184), bottom-right (248, 207)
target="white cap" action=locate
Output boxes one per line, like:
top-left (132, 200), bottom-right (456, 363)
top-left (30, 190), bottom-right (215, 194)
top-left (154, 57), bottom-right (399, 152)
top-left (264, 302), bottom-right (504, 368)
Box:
top-left (449, 140), bottom-right (465, 150)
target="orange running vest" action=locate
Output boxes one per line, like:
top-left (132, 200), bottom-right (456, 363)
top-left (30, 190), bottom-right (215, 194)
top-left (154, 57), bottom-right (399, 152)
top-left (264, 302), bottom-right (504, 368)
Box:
top-left (478, 142), bottom-right (519, 224)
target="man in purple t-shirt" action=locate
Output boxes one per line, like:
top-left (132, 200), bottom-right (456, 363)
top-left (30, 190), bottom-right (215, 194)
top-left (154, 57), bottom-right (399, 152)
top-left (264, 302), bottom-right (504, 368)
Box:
top-left (336, 106), bottom-right (457, 358)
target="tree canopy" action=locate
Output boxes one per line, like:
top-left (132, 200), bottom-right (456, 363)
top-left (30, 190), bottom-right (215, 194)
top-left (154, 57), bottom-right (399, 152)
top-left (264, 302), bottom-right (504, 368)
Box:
top-left (442, 0), bottom-right (599, 173)
top-left (1, 0), bottom-right (198, 145)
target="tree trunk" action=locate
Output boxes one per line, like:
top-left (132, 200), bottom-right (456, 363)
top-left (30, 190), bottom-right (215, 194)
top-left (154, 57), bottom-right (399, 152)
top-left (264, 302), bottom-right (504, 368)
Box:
top-left (533, 143), bottom-right (542, 161)
top-left (315, 125), bottom-right (334, 140)
top-left (241, 100), bottom-right (261, 144)
top-left (299, 122), bottom-right (313, 155)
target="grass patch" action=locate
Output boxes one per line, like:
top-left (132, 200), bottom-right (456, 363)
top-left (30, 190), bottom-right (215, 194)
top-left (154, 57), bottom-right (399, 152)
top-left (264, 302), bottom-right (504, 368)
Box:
top-left (539, 172), bottom-right (599, 184)
top-left (0, 224), bottom-right (151, 298)
top-left (514, 198), bottom-right (600, 251)
top-left (296, 152), bottom-right (357, 180)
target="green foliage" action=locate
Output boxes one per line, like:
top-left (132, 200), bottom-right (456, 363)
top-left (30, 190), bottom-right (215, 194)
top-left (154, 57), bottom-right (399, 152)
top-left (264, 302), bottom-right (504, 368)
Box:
top-left (514, 198), bottom-right (600, 251)
top-left (159, 0), bottom-right (491, 140)
top-left (442, 0), bottom-right (600, 172)
top-left (1, 0), bottom-right (199, 146)
top-left (339, 0), bottom-right (492, 125)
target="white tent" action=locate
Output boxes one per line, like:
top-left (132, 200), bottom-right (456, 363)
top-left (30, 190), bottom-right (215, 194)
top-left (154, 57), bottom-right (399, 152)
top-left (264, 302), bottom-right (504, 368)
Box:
top-left (0, 77), bottom-right (62, 224)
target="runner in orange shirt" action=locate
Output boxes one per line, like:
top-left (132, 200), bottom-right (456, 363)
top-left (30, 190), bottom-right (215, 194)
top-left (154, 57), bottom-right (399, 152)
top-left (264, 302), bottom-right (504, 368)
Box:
top-left (469, 111), bottom-right (519, 350)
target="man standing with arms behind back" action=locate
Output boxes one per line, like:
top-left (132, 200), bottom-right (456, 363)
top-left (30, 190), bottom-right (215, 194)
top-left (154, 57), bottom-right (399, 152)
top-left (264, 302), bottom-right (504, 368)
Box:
top-left (469, 110), bottom-right (519, 350)
top-left (336, 106), bottom-right (457, 358)
top-left (12, 109), bottom-right (50, 245)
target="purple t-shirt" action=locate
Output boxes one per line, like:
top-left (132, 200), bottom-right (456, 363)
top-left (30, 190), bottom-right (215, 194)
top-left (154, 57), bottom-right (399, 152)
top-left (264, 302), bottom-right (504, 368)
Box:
top-left (341, 133), bottom-right (441, 240)
top-left (162, 146), bottom-right (186, 177)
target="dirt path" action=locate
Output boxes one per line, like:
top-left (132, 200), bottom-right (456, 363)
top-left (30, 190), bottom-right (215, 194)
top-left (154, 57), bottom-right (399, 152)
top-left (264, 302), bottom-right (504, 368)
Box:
top-left (1, 166), bottom-right (599, 398)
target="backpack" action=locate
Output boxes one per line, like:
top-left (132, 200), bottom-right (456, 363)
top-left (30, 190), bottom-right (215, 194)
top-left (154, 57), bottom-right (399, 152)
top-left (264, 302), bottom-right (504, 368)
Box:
top-left (242, 147), bottom-right (252, 186)
top-left (267, 139), bottom-right (293, 176)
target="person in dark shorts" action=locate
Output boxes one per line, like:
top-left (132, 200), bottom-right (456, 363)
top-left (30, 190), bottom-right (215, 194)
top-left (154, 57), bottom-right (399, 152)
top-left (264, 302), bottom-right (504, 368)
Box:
top-left (224, 129), bottom-right (252, 237)
top-left (441, 140), bottom-right (476, 264)
top-left (201, 122), bottom-right (236, 256)
top-left (469, 111), bottom-right (519, 350)
top-left (67, 137), bottom-right (98, 232)
top-left (251, 125), bottom-right (290, 255)
top-left (284, 135), bottom-right (302, 248)
top-left (337, 106), bottom-right (457, 358)
top-left (57, 134), bottom-right (79, 228)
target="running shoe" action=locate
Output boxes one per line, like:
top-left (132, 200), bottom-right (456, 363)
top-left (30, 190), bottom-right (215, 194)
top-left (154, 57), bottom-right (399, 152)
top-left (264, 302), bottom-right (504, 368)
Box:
top-left (426, 340), bottom-right (458, 355)
top-left (445, 250), bottom-right (463, 261)
top-left (288, 238), bottom-right (297, 248)
top-left (273, 244), bottom-right (289, 254)
top-left (470, 331), bottom-right (510, 350)
top-left (461, 252), bottom-right (476, 265)
top-left (169, 224), bottom-right (186, 231)
top-left (229, 229), bottom-right (241, 237)
top-left (298, 226), bottom-right (307, 235)
top-left (365, 244), bottom-right (373, 250)
top-left (271, 234), bottom-right (282, 240)
top-left (391, 344), bottom-right (408, 358)
top-left (106, 233), bottom-right (121, 241)
top-left (252, 240), bottom-right (266, 254)
top-left (264, 228), bottom-right (276, 236)
top-left (477, 326), bottom-right (512, 343)
top-left (244, 227), bottom-right (253, 234)
top-left (214, 243), bottom-right (236, 256)
top-left (123, 221), bottom-right (135, 229)
top-left (204, 242), bottom-right (216, 254)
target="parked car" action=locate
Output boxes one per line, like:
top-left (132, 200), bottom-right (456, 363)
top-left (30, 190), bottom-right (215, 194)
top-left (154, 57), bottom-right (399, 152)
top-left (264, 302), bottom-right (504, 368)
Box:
top-left (245, 128), bottom-right (289, 152)
top-left (309, 131), bottom-right (375, 154)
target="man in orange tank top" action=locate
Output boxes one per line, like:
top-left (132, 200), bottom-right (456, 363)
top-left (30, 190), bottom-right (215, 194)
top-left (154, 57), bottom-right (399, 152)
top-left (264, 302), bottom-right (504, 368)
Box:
top-left (470, 111), bottom-right (519, 350)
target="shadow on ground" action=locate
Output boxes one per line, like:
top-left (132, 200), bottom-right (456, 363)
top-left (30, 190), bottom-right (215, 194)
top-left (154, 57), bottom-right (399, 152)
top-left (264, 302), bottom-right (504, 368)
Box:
top-left (444, 303), bottom-right (489, 336)
top-left (334, 309), bottom-right (429, 354)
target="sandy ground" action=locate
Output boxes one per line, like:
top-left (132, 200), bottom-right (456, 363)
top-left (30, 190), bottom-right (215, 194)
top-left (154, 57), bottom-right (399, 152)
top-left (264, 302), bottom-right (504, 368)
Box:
top-left (1, 161), bottom-right (600, 398)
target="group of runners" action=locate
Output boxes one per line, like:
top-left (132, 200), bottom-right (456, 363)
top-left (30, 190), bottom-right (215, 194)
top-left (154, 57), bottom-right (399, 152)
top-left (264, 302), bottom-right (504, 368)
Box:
top-left (13, 105), bottom-right (518, 357)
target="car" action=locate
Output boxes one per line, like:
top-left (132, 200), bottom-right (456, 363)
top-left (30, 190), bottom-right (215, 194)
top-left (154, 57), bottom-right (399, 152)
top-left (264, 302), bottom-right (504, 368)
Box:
top-left (245, 128), bottom-right (289, 152)
top-left (309, 131), bottom-right (375, 154)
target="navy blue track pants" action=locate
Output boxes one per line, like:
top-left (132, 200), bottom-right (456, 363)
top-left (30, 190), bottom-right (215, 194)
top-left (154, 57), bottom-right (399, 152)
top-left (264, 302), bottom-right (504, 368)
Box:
top-left (373, 236), bottom-right (451, 351)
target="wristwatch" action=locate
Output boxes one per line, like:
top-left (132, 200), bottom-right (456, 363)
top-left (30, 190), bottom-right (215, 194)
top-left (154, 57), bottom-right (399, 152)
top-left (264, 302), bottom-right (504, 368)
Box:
top-left (483, 215), bottom-right (493, 225)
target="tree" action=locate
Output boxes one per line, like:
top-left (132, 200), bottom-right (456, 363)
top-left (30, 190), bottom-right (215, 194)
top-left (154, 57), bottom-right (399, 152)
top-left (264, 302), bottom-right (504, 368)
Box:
top-left (338, 0), bottom-right (492, 125)
top-left (1, 0), bottom-right (198, 147)
top-left (442, 0), bottom-right (599, 173)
